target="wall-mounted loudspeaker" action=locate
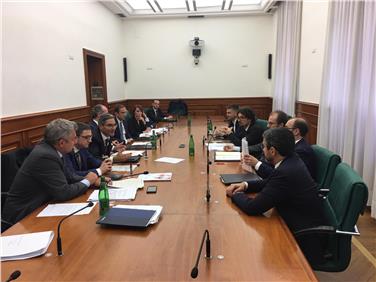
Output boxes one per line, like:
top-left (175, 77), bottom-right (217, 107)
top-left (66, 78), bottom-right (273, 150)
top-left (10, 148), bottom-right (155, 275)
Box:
top-left (268, 54), bottom-right (272, 80)
top-left (123, 58), bottom-right (128, 82)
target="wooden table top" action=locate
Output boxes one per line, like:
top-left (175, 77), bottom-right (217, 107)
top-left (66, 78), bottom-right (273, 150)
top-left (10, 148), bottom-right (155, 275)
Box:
top-left (1, 116), bottom-right (317, 281)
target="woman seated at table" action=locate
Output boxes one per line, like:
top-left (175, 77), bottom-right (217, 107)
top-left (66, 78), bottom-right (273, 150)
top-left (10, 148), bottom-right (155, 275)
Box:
top-left (127, 105), bottom-right (151, 138)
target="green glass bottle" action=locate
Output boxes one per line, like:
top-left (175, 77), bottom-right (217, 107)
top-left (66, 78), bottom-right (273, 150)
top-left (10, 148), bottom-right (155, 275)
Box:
top-left (187, 115), bottom-right (192, 127)
top-left (151, 130), bottom-right (157, 150)
top-left (98, 176), bottom-right (110, 216)
top-left (207, 118), bottom-right (213, 133)
top-left (189, 134), bottom-right (195, 156)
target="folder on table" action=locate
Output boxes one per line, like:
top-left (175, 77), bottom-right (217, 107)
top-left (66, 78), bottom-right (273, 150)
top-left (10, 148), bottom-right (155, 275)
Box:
top-left (219, 173), bottom-right (261, 185)
top-left (96, 207), bottom-right (156, 228)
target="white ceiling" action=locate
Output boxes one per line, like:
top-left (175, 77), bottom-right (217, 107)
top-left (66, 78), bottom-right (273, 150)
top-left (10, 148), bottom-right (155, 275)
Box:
top-left (101, 0), bottom-right (278, 18)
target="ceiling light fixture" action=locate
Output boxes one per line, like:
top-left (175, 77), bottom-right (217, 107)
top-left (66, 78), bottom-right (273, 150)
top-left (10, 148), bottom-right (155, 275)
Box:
top-left (221, 0), bottom-right (226, 10)
top-left (154, 0), bottom-right (163, 12)
top-left (185, 0), bottom-right (190, 11)
top-left (193, 0), bottom-right (197, 11)
top-left (228, 0), bottom-right (233, 10)
top-left (146, 0), bottom-right (156, 12)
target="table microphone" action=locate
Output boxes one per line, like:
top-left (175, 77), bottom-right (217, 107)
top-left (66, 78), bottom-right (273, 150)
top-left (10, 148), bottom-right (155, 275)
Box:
top-left (191, 230), bottom-right (211, 279)
top-left (57, 201), bottom-right (94, 256)
top-left (5, 270), bottom-right (21, 282)
top-left (205, 131), bottom-right (215, 203)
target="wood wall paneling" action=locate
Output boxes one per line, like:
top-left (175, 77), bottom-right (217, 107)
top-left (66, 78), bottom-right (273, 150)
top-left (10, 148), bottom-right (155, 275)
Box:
top-left (295, 101), bottom-right (319, 145)
top-left (1, 106), bottom-right (91, 153)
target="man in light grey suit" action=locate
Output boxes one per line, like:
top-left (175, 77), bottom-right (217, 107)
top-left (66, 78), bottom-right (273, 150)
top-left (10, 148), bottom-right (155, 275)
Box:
top-left (2, 119), bottom-right (98, 226)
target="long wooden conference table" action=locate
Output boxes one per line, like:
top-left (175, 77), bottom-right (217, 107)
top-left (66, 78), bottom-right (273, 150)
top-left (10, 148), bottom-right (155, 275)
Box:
top-left (1, 116), bottom-right (317, 281)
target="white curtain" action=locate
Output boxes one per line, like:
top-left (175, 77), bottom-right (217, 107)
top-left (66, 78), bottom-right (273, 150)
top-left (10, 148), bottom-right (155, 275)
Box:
top-left (272, 1), bottom-right (302, 116)
top-left (318, 1), bottom-right (376, 218)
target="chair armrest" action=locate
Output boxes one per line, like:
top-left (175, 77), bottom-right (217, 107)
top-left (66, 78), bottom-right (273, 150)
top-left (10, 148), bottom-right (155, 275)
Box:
top-left (294, 225), bottom-right (361, 238)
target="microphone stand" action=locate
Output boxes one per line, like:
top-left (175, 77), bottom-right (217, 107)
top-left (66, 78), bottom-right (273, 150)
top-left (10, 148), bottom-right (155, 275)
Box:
top-left (191, 230), bottom-right (211, 279)
top-left (205, 127), bottom-right (216, 203)
top-left (57, 202), bottom-right (94, 256)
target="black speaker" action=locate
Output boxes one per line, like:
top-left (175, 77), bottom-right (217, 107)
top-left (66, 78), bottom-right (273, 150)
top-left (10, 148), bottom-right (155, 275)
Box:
top-left (268, 54), bottom-right (272, 80)
top-left (123, 58), bottom-right (128, 82)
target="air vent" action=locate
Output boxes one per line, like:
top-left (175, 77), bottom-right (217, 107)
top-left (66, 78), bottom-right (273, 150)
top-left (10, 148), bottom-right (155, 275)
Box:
top-left (187, 15), bottom-right (205, 18)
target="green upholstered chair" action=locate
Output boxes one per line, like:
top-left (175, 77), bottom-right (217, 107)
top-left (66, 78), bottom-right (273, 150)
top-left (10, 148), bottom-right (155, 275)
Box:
top-left (254, 119), bottom-right (268, 131)
top-left (312, 145), bottom-right (341, 190)
top-left (294, 163), bottom-right (368, 272)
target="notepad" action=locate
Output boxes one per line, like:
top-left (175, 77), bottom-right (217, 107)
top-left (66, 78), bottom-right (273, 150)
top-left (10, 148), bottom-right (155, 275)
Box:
top-left (1, 231), bottom-right (54, 261)
top-left (214, 151), bottom-right (241, 162)
top-left (139, 172), bottom-right (172, 181)
top-left (37, 203), bottom-right (96, 217)
top-left (96, 207), bottom-right (156, 228)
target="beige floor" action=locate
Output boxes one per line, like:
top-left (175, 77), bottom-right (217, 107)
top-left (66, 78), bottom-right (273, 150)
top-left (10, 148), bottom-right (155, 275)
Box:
top-left (315, 209), bottom-right (376, 282)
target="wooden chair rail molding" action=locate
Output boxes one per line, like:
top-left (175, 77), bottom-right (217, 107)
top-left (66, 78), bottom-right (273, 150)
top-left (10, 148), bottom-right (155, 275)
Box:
top-left (0, 99), bottom-right (319, 153)
top-left (118, 97), bottom-right (273, 119)
top-left (295, 101), bottom-right (319, 145)
top-left (1, 106), bottom-right (91, 153)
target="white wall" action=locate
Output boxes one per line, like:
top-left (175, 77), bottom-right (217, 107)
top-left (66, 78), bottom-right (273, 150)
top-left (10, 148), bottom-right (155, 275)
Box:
top-left (122, 15), bottom-right (274, 99)
top-left (2, 1), bottom-right (125, 117)
top-left (298, 0), bottom-right (329, 104)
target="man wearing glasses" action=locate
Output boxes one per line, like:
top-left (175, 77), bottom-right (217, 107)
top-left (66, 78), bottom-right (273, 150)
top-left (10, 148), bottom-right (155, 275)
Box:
top-left (64, 122), bottom-right (112, 178)
top-left (89, 113), bottom-right (131, 162)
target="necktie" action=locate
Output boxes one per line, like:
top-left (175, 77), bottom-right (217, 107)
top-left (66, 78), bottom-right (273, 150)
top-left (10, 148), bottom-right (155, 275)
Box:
top-left (105, 138), bottom-right (111, 155)
top-left (74, 151), bottom-right (82, 170)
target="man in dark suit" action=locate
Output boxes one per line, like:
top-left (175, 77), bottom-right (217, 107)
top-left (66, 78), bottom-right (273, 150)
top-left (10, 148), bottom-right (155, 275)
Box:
top-left (243, 117), bottom-right (315, 179)
top-left (226, 128), bottom-right (326, 265)
top-left (214, 104), bottom-right (243, 138)
top-left (113, 104), bottom-right (132, 143)
top-left (89, 104), bottom-right (108, 139)
top-left (64, 122), bottom-right (112, 177)
top-left (88, 113), bottom-right (131, 162)
top-left (2, 119), bottom-right (98, 225)
top-left (145, 100), bottom-right (172, 124)
top-left (222, 107), bottom-right (264, 146)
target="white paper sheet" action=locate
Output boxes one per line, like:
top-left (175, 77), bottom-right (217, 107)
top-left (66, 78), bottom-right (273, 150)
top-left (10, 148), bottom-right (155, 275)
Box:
top-left (241, 137), bottom-right (255, 173)
top-left (132, 141), bottom-right (151, 146)
top-left (37, 203), bottom-right (96, 217)
top-left (154, 157), bottom-right (184, 164)
top-left (111, 165), bottom-right (132, 172)
top-left (138, 173), bottom-right (172, 181)
top-left (115, 205), bottom-right (163, 225)
top-left (109, 178), bottom-right (144, 189)
top-left (1, 231), bottom-right (54, 261)
top-left (121, 150), bottom-right (145, 156)
top-left (206, 143), bottom-right (233, 151)
top-left (87, 188), bottom-right (137, 201)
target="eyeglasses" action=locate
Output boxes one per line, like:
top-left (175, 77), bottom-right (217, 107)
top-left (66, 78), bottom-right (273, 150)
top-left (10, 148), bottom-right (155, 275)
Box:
top-left (104, 124), bottom-right (117, 128)
top-left (286, 127), bottom-right (296, 131)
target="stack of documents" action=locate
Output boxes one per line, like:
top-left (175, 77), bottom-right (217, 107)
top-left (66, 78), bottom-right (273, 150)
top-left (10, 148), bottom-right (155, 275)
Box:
top-left (88, 178), bottom-right (144, 201)
top-left (214, 151), bottom-right (241, 162)
top-left (132, 141), bottom-right (151, 146)
top-left (1, 231), bottom-right (54, 261)
top-left (111, 165), bottom-right (134, 173)
top-left (139, 128), bottom-right (168, 137)
top-left (206, 143), bottom-right (233, 151)
top-left (37, 203), bottom-right (96, 217)
top-left (121, 150), bottom-right (145, 156)
top-left (139, 172), bottom-right (172, 181)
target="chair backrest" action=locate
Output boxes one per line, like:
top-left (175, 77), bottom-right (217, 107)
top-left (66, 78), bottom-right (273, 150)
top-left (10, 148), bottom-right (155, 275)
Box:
top-left (318, 163), bottom-right (368, 272)
top-left (168, 100), bottom-right (188, 116)
top-left (311, 145), bottom-right (341, 189)
top-left (254, 119), bottom-right (268, 131)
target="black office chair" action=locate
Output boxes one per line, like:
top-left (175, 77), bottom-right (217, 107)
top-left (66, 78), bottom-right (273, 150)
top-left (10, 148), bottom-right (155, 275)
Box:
top-left (1, 147), bottom-right (33, 232)
top-left (168, 100), bottom-right (188, 116)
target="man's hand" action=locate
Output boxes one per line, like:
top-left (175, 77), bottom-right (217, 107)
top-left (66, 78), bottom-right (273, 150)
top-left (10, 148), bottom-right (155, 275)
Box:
top-left (224, 144), bottom-right (234, 152)
top-left (94, 176), bottom-right (112, 187)
top-left (222, 127), bottom-right (233, 135)
top-left (100, 159), bottom-right (112, 174)
top-left (243, 154), bottom-right (259, 167)
top-left (114, 152), bottom-right (132, 163)
top-left (85, 172), bottom-right (98, 185)
top-left (112, 140), bottom-right (126, 152)
top-left (226, 182), bottom-right (246, 197)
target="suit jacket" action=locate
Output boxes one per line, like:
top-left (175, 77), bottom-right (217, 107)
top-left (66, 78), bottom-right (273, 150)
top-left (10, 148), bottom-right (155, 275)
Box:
top-left (64, 148), bottom-right (102, 177)
top-left (231, 154), bottom-right (326, 264)
top-left (145, 107), bottom-right (164, 124)
top-left (295, 138), bottom-right (315, 178)
top-left (88, 129), bottom-right (114, 159)
top-left (114, 118), bottom-right (131, 142)
top-left (2, 142), bottom-right (87, 225)
top-left (256, 138), bottom-right (316, 179)
top-left (228, 123), bottom-right (264, 147)
top-left (127, 117), bottom-right (147, 139)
